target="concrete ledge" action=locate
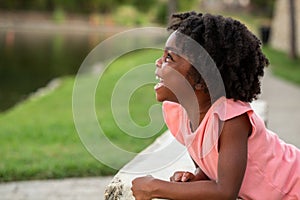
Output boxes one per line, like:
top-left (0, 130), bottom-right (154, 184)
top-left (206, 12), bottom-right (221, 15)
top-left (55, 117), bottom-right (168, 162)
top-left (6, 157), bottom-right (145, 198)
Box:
top-left (104, 131), bottom-right (194, 200)
top-left (104, 100), bottom-right (268, 199)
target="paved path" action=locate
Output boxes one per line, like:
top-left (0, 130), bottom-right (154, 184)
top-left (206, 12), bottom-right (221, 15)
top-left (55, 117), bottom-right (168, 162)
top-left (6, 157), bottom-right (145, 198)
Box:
top-left (0, 69), bottom-right (299, 200)
top-left (0, 177), bottom-right (113, 200)
top-left (261, 69), bottom-right (300, 147)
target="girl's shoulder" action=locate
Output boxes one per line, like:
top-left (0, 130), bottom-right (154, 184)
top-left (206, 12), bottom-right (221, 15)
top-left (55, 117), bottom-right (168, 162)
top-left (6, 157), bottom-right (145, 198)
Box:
top-left (162, 97), bottom-right (254, 125)
top-left (208, 97), bottom-right (253, 121)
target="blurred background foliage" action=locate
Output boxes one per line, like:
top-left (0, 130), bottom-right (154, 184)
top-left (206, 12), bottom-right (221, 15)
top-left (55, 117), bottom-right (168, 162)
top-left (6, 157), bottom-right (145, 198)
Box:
top-left (251, 0), bottom-right (275, 17)
top-left (0, 0), bottom-right (179, 13)
top-left (0, 0), bottom-right (275, 25)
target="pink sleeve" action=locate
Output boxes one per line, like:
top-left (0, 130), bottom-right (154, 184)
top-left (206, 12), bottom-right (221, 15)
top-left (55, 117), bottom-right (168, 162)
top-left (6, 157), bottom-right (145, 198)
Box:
top-left (162, 101), bottom-right (185, 145)
top-left (212, 98), bottom-right (253, 121)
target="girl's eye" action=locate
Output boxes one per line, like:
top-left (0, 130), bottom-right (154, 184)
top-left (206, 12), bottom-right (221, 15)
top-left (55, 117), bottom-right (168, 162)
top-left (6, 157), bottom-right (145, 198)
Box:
top-left (165, 53), bottom-right (173, 62)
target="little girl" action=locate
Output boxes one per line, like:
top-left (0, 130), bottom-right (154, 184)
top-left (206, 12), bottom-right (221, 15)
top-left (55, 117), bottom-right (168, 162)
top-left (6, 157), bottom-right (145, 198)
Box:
top-left (131, 12), bottom-right (300, 199)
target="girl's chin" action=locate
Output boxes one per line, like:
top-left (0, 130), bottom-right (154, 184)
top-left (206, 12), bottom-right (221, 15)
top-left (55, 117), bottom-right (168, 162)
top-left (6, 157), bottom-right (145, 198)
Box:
top-left (154, 84), bottom-right (165, 102)
top-left (155, 87), bottom-right (177, 103)
top-left (155, 93), bottom-right (165, 102)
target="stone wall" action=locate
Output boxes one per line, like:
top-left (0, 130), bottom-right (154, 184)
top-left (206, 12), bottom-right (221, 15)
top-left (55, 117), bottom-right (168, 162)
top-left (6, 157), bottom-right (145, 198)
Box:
top-left (270, 0), bottom-right (300, 54)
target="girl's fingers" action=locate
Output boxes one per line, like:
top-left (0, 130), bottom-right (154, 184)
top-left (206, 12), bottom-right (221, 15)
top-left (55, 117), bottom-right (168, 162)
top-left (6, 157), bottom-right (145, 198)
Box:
top-left (181, 172), bottom-right (192, 182)
top-left (170, 171), bottom-right (184, 182)
top-left (174, 172), bottom-right (182, 181)
top-left (170, 171), bottom-right (195, 182)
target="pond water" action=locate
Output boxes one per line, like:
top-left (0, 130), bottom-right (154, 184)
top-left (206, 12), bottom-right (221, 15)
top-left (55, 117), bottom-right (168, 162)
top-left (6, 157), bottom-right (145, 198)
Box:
top-left (0, 29), bottom-right (111, 112)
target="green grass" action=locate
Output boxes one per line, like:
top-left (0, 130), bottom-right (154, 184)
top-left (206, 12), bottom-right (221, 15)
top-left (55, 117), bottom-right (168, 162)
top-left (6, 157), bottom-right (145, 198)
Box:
top-left (0, 49), bottom-right (166, 182)
top-left (263, 46), bottom-right (300, 85)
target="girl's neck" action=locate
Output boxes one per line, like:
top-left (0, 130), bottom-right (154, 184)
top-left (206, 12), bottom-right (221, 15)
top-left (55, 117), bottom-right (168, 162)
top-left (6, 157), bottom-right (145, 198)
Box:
top-left (181, 94), bottom-right (211, 132)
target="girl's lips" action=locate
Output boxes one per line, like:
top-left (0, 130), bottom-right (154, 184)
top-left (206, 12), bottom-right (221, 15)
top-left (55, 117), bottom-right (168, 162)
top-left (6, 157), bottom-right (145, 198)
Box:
top-left (154, 75), bottom-right (164, 90)
top-left (154, 82), bottom-right (164, 90)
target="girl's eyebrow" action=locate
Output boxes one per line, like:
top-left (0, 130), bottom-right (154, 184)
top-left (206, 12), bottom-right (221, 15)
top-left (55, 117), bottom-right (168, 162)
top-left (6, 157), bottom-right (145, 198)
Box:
top-left (165, 46), bottom-right (179, 54)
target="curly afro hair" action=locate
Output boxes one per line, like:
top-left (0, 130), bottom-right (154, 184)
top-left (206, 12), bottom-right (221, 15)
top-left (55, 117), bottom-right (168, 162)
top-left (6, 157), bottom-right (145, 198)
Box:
top-left (167, 11), bottom-right (269, 102)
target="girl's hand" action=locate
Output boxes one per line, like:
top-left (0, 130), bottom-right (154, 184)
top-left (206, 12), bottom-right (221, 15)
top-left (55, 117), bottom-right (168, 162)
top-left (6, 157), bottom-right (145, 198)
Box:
top-left (170, 171), bottom-right (196, 182)
top-left (170, 168), bottom-right (209, 182)
top-left (131, 175), bottom-right (155, 200)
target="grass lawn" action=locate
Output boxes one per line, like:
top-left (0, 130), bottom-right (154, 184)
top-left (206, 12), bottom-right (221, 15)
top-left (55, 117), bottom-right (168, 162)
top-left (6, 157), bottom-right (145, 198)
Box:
top-left (0, 49), bottom-right (166, 182)
top-left (263, 46), bottom-right (300, 85)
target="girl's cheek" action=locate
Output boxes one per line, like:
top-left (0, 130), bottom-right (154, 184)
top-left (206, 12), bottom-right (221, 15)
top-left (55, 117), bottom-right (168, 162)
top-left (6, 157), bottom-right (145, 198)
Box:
top-left (161, 62), bottom-right (168, 69)
top-left (160, 63), bottom-right (168, 77)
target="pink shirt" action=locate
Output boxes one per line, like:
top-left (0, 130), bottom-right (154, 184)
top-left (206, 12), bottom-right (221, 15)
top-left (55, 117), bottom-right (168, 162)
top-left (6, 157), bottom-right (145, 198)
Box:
top-left (163, 97), bottom-right (300, 199)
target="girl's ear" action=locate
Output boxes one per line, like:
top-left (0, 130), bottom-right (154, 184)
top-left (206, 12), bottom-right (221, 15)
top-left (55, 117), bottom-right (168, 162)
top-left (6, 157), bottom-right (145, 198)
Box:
top-left (194, 83), bottom-right (202, 90)
top-left (194, 82), bottom-right (209, 94)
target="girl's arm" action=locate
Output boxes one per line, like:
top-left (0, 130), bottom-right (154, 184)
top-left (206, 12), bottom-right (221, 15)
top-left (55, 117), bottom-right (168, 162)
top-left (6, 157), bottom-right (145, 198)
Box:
top-left (131, 113), bottom-right (251, 200)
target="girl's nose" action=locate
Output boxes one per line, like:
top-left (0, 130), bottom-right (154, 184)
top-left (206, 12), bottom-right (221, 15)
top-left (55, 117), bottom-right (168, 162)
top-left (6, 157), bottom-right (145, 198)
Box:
top-left (155, 58), bottom-right (162, 68)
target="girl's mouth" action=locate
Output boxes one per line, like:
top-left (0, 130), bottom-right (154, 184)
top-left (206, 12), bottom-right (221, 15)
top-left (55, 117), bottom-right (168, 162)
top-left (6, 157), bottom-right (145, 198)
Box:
top-left (154, 75), bottom-right (164, 90)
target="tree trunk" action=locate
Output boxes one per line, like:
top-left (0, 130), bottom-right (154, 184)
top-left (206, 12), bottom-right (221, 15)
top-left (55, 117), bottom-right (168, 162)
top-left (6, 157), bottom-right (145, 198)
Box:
top-left (289, 0), bottom-right (297, 59)
top-left (168, 0), bottom-right (178, 20)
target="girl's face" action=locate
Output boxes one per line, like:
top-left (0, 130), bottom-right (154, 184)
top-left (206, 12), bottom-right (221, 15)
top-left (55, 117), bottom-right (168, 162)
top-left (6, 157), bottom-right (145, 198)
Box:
top-left (154, 46), bottom-right (196, 103)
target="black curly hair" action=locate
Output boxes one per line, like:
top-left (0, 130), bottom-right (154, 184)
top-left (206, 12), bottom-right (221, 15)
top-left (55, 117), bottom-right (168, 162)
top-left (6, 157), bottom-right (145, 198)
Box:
top-left (167, 11), bottom-right (269, 102)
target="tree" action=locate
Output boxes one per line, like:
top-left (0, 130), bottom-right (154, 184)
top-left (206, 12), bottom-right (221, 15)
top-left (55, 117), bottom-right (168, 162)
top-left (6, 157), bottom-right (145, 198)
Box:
top-left (168, 0), bottom-right (178, 19)
top-left (289, 0), bottom-right (297, 59)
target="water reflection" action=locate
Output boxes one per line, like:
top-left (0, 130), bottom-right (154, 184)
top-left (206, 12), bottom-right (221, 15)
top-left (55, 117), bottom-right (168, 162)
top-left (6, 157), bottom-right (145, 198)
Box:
top-left (0, 30), bottom-right (109, 112)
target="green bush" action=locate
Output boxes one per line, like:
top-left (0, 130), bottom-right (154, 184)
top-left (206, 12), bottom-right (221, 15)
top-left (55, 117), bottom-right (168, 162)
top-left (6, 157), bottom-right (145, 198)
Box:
top-left (52, 7), bottom-right (65, 24)
top-left (113, 5), bottom-right (146, 26)
top-left (0, 0), bottom-right (160, 14)
top-left (251, 0), bottom-right (275, 17)
top-left (152, 1), bottom-right (168, 25)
